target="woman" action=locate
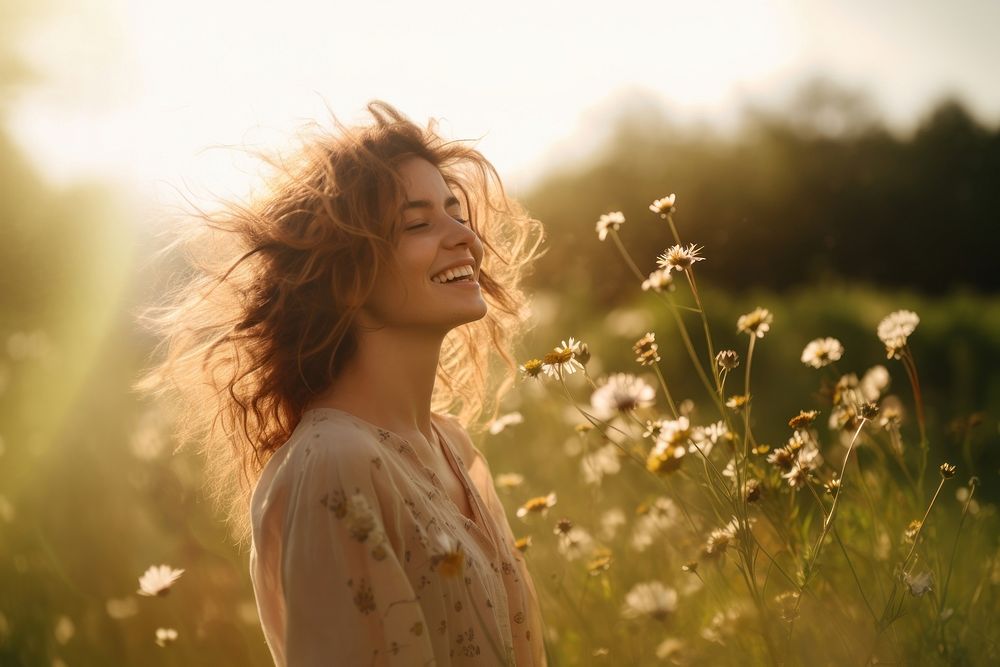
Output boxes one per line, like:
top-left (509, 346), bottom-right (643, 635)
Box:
top-left (135, 102), bottom-right (547, 665)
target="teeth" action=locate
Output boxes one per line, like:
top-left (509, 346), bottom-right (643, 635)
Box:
top-left (431, 264), bottom-right (474, 283)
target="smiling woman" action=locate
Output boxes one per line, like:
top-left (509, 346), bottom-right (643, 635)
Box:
top-left (132, 101), bottom-right (547, 665)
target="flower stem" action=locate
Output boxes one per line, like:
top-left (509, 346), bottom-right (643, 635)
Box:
top-left (937, 478), bottom-right (977, 624)
top-left (651, 362), bottom-right (679, 419)
top-left (791, 418), bottom-right (867, 622)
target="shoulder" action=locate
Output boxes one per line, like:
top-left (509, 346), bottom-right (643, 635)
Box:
top-left (298, 409), bottom-right (384, 455)
top-left (251, 412), bottom-right (391, 521)
top-left (279, 411), bottom-right (388, 486)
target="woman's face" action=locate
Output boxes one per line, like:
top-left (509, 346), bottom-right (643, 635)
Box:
top-left (359, 157), bottom-right (487, 332)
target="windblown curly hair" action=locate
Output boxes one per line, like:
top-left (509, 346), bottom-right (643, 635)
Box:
top-left (133, 101), bottom-right (545, 545)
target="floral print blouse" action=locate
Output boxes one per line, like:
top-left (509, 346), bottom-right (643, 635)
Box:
top-left (249, 408), bottom-right (545, 666)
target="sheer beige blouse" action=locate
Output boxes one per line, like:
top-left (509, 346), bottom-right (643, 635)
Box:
top-left (249, 408), bottom-right (545, 666)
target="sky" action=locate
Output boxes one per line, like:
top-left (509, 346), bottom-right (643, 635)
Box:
top-left (6, 0), bottom-right (1000, 215)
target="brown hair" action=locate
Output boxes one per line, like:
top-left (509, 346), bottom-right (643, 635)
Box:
top-left (133, 101), bottom-right (545, 545)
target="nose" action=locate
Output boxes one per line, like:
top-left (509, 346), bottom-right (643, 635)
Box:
top-left (441, 213), bottom-right (481, 249)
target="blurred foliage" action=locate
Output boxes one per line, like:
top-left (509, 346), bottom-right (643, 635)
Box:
top-left (522, 78), bottom-right (1000, 301)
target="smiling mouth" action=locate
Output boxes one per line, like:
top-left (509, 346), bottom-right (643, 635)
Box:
top-left (434, 276), bottom-right (479, 286)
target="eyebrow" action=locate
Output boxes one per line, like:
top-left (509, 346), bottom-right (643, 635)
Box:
top-left (401, 195), bottom-right (461, 212)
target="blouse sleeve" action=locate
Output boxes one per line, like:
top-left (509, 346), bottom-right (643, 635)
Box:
top-left (277, 434), bottom-right (435, 666)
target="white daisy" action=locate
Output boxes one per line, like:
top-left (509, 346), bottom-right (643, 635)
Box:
top-left (488, 411), bottom-right (524, 435)
top-left (590, 373), bottom-right (656, 417)
top-left (154, 627), bottom-right (178, 647)
top-left (137, 565), bottom-right (185, 597)
top-left (542, 338), bottom-right (585, 379)
top-left (737, 308), bottom-right (773, 338)
top-left (648, 194), bottom-right (677, 218)
top-left (800, 337), bottom-right (844, 369)
top-left (877, 310), bottom-right (920, 347)
top-left (641, 268), bottom-right (674, 292)
top-left (621, 581), bottom-right (678, 620)
top-left (581, 444), bottom-right (622, 485)
top-left (656, 244), bottom-right (705, 274)
top-left (596, 211), bottom-right (625, 241)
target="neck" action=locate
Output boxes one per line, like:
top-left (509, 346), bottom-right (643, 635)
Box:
top-left (307, 324), bottom-right (444, 442)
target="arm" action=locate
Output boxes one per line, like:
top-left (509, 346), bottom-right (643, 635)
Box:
top-left (276, 437), bottom-right (436, 666)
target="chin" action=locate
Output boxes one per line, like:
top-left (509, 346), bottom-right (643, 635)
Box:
top-left (455, 302), bottom-right (488, 326)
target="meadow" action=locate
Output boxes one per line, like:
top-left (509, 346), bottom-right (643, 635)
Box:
top-left (1, 198), bottom-right (997, 664)
top-left (2, 85), bottom-right (999, 666)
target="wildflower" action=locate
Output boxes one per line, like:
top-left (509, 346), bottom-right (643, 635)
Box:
top-left (519, 358), bottom-right (543, 379)
top-left (903, 519), bottom-right (922, 543)
top-left (557, 526), bottom-right (595, 561)
top-left (690, 420), bottom-right (730, 457)
top-left (487, 411), bottom-right (523, 435)
top-left (648, 193), bottom-right (676, 217)
top-left (587, 550), bottom-right (613, 576)
top-left (877, 310), bottom-right (920, 348)
top-left (595, 211), bottom-right (625, 241)
top-left (656, 638), bottom-right (684, 660)
top-left (725, 394), bottom-right (749, 411)
top-left (824, 476), bottom-right (842, 495)
top-left (800, 337), bottom-right (844, 369)
top-left (137, 565), bottom-right (185, 597)
top-left (743, 479), bottom-right (761, 503)
top-left (703, 519), bottom-right (738, 558)
top-left (782, 461), bottom-right (814, 489)
top-left (642, 419), bottom-right (666, 439)
top-left (154, 627), bottom-right (178, 647)
top-left (495, 473), bottom-right (525, 489)
top-left (656, 244), bottom-right (706, 274)
top-left (516, 493), bottom-right (557, 519)
top-left (859, 365), bottom-right (890, 401)
top-left (542, 338), bottom-right (585, 378)
top-left (878, 404), bottom-right (903, 430)
top-left (737, 308), bottom-right (773, 338)
top-left (767, 445), bottom-right (796, 472)
top-left (641, 268), bottom-right (674, 292)
top-left (859, 402), bottom-right (880, 420)
top-left (575, 342), bottom-right (592, 366)
top-left (716, 349), bottom-right (740, 371)
top-left (514, 536), bottom-right (532, 552)
top-left (554, 518), bottom-right (573, 535)
top-left (345, 494), bottom-right (378, 542)
top-left (939, 462), bottom-right (957, 479)
top-left (631, 498), bottom-right (680, 551)
top-left (632, 332), bottom-right (661, 366)
top-left (646, 441), bottom-right (685, 475)
top-left (681, 561), bottom-right (698, 573)
top-left (903, 569), bottom-right (933, 597)
top-left (430, 533), bottom-right (465, 577)
top-left (590, 373), bottom-right (656, 417)
top-left (582, 444), bottom-right (622, 485)
top-left (832, 372), bottom-right (861, 407)
top-left (600, 508), bottom-right (626, 540)
top-left (788, 410), bottom-right (819, 430)
top-left (621, 581), bottom-right (678, 621)
top-left (774, 591), bottom-right (800, 621)
top-left (752, 443), bottom-right (770, 455)
top-left (105, 597), bottom-right (139, 620)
